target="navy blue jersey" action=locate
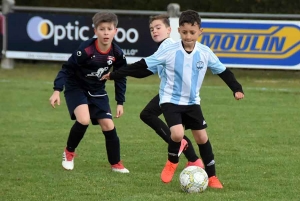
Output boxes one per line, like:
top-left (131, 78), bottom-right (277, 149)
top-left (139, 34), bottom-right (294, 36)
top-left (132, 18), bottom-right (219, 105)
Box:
top-left (53, 38), bottom-right (127, 104)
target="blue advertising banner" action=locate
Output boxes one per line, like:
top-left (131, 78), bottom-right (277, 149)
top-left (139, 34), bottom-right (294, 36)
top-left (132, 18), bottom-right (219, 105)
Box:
top-left (170, 18), bottom-right (300, 70)
top-left (6, 12), bottom-right (157, 62)
top-left (0, 14), bottom-right (3, 58)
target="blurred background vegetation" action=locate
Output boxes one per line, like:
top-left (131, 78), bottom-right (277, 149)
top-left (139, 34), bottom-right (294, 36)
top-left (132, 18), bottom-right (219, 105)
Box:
top-left (17, 0), bottom-right (300, 14)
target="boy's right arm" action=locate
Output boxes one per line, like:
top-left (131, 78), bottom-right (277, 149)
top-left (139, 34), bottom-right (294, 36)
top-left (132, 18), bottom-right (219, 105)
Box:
top-left (49, 63), bottom-right (70, 108)
top-left (53, 63), bottom-right (69, 92)
top-left (102, 46), bottom-right (167, 81)
top-left (109, 59), bottom-right (153, 80)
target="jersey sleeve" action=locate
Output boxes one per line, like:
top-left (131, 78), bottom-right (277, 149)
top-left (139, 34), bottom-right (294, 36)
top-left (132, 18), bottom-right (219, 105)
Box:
top-left (53, 42), bottom-right (90, 91)
top-left (113, 53), bottom-right (127, 105)
top-left (144, 48), bottom-right (167, 73)
top-left (110, 59), bottom-right (153, 80)
top-left (207, 48), bottom-right (226, 74)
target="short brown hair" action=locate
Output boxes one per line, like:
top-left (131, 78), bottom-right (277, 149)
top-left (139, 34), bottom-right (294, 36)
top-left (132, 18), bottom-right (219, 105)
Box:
top-left (149, 14), bottom-right (170, 27)
top-left (92, 12), bottom-right (118, 28)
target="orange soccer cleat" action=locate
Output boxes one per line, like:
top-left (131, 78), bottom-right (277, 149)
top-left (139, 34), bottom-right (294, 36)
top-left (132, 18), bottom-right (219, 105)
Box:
top-left (208, 176), bottom-right (223, 189)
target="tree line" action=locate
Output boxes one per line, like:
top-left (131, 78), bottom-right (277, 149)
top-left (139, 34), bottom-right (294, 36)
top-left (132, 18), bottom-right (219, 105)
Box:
top-left (18, 0), bottom-right (300, 14)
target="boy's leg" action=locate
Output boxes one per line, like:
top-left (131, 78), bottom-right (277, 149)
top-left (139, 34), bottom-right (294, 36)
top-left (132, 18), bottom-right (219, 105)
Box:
top-left (160, 103), bottom-right (186, 183)
top-left (63, 105), bottom-right (90, 170)
top-left (98, 118), bottom-right (129, 173)
top-left (192, 129), bottom-right (223, 189)
top-left (140, 94), bottom-right (169, 142)
top-left (67, 104), bottom-right (90, 151)
top-left (89, 95), bottom-right (128, 173)
top-left (184, 105), bottom-right (222, 188)
top-left (140, 94), bottom-right (200, 163)
top-left (161, 125), bottom-right (183, 183)
top-left (63, 89), bottom-right (90, 170)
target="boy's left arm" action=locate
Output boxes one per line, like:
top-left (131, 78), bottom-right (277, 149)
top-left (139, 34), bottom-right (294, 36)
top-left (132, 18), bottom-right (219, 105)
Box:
top-left (217, 68), bottom-right (244, 100)
top-left (113, 55), bottom-right (127, 117)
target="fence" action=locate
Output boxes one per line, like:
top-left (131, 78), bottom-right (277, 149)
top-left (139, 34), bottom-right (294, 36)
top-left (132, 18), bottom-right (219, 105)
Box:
top-left (1, 2), bottom-right (300, 70)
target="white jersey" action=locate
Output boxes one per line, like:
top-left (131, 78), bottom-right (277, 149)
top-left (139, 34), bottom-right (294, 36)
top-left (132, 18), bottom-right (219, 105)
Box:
top-left (147, 38), bottom-right (175, 77)
top-left (144, 40), bottom-right (226, 105)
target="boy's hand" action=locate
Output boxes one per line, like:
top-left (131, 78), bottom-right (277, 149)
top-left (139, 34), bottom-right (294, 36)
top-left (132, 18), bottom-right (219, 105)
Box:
top-left (234, 92), bottom-right (244, 100)
top-left (49, 91), bottom-right (61, 108)
top-left (100, 72), bottom-right (111, 80)
top-left (115, 105), bottom-right (124, 118)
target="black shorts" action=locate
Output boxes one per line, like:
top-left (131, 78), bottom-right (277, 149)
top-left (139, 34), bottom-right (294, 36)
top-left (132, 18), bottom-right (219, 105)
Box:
top-left (160, 103), bottom-right (207, 130)
top-left (64, 89), bottom-right (112, 125)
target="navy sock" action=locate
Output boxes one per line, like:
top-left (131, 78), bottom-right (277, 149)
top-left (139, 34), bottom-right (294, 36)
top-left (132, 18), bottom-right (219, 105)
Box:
top-left (102, 128), bottom-right (120, 165)
top-left (66, 121), bottom-right (88, 152)
top-left (198, 139), bottom-right (216, 177)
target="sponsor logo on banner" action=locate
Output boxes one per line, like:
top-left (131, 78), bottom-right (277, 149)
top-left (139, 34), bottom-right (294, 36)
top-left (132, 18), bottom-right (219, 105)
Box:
top-left (26, 16), bottom-right (90, 45)
top-left (114, 28), bottom-right (139, 56)
top-left (198, 19), bottom-right (300, 69)
top-left (26, 16), bottom-right (140, 56)
top-left (6, 13), bottom-right (158, 62)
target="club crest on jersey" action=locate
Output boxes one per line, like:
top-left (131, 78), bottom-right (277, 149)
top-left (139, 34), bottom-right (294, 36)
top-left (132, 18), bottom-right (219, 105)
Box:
top-left (196, 61), bottom-right (204, 70)
top-left (107, 56), bottom-right (115, 66)
top-left (77, 51), bottom-right (82, 56)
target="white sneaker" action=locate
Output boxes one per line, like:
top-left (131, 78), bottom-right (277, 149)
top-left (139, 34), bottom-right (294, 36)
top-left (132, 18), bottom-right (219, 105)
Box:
top-left (111, 161), bottom-right (129, 173)
top-left (62, 149), bottom-right (75, 170)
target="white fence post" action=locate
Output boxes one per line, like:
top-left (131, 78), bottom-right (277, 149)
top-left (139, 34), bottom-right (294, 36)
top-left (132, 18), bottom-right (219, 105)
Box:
top-left (1, 0), bottom-right (15, 69)
top-left (167, 3), bottom-right (180, 17)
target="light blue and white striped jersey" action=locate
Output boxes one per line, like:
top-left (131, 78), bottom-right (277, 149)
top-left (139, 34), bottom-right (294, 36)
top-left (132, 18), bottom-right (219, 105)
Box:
top-left (147, 38), bottom-right (175, 77)
top-left (144, 40), bottom-right (226, 105)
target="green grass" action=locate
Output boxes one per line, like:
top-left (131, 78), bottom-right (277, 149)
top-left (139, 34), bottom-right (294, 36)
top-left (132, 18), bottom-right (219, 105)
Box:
top-left (1, 62), bottom-right (300, 201)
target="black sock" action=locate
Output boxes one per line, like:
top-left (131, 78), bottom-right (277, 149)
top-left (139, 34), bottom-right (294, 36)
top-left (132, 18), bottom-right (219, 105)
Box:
top-left (198, 139), bottom-right (216, 177)
top-left (182, 135), bottom-right (199, 162)
top-left (168, 138), bottom-right (180, 163)
top-left (140, 110), bottom-right (170, 143)
top-left (102, 128), bottom-right (120, 165)
top-left (66, 121), bottom-right (89, 152)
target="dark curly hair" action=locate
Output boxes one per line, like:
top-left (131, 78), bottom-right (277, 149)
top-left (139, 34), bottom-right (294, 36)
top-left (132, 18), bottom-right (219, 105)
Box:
top-left (179, 10), bottom-right (201, 27)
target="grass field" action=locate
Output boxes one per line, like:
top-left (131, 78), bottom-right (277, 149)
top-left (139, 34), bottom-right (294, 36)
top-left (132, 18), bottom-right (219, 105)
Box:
top-left (1, 62), bottom-right (300, 201)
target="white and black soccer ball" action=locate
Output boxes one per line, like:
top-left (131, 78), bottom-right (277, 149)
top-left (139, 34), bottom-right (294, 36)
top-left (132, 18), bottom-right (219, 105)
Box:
top-left (179, 166), bottom-right (208, 193)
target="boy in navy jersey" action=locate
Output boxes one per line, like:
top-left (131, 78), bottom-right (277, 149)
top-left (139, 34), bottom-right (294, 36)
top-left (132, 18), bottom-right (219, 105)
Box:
top-left (49, 12), bottom-right (129, 173)
top-left (102, 10), bottom-right (244, 187)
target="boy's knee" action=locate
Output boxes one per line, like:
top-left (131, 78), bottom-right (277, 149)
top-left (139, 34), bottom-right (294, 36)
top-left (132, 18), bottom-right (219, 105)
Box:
top-left (76, 118), bottom-right (90, 126)
top-left (140, 109), bottom-right (153, 122)
top-left (139, 110), bottom-right (148, 122)
top-left (99, 119), bottom-right (115, 131)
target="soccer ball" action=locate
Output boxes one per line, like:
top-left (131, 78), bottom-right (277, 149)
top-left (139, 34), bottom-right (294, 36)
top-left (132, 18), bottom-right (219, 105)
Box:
top-left (179, 166), bottom-right (208, 193)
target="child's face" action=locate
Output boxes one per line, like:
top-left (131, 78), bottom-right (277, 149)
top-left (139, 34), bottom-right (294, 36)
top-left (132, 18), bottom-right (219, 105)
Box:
top-left (149, 20), bottom-right (171, 43)
top-left (178, 23), bottom-right (203, 49)
top-left (94, 22), bottom-right (117, 46)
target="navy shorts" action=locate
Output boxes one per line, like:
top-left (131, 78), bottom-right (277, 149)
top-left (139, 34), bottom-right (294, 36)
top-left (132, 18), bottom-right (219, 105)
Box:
top-left (64, 89), bottom-right (112, 125)
top-left (160, 103), bottom-right (207, 130)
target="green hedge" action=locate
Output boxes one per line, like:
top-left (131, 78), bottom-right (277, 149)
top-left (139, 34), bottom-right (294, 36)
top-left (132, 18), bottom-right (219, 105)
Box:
top-left (18, 0), bottom-right (300, 14)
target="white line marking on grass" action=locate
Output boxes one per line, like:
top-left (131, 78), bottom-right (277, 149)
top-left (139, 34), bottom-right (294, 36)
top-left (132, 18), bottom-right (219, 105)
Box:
top-left (203, 86), bottom-right (299, 92)
top-left (1, 79), bottom-right (299, 93)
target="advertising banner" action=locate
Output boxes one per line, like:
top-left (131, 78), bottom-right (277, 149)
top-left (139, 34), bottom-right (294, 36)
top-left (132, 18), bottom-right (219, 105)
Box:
top-left (170, 18), bottom-right (300, 70)
top-left (6, 13), bottom-right (157, 63)
top-left (0, 14), bottom-right (3, 58)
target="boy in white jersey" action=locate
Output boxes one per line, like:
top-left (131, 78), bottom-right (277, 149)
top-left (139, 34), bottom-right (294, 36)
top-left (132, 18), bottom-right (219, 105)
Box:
top-left (101, 10), bottom-right (244, 188)
top-left (103, 14), bottom-right (204, 168)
